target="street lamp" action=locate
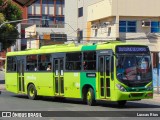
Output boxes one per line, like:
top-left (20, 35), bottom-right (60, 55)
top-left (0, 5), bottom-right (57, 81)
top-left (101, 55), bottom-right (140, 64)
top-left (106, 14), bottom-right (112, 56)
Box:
top-left (0, 18), bottom-right (50, 28)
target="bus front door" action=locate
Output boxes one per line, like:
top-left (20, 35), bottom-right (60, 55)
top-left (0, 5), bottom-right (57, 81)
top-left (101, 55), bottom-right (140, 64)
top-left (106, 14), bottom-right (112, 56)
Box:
top-left (98, 56), bottom-right (111, 99)
top-left (17, 60), bottom-right (25, 93)
top-left (54, 58), bottom-right (64, 96)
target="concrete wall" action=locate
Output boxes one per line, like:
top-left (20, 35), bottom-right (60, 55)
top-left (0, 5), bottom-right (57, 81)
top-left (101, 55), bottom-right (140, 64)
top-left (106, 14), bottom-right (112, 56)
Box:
top-left (112, 0), bottom-right (160, 16)
top-left (88, 0), bottom-right (112, 21)
top-left (65, 0), bottom-right (78, 40)
top-left (88, 0), bottom-right (160, 22)
top-left (65, 0), bottom-right (103, 40)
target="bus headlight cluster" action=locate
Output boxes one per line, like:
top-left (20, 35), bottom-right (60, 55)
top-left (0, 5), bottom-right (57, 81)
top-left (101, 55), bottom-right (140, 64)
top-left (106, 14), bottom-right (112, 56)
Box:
top-left (146, 84), bottom-right (153, 91)
top-left (116, 84), bottom-right (127, 92)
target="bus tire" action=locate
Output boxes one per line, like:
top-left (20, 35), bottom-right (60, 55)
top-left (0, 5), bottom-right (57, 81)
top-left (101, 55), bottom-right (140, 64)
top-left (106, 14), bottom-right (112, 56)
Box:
top-left (86, 88), bottom-right (95, 106)
top-left (27, 84), bottom-right (37, 100)
top-left (117, 100), bottom-right (127, 107)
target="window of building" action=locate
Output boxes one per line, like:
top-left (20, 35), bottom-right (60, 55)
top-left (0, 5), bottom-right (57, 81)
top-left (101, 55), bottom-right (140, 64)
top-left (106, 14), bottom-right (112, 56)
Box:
top-left (66, 52), bottom-right (82, 70)
top-left (7, 57), bottom-right (16, 72)
top-left (151, 21), bottom-right (160, 33)
top-left (48, 0), bottom-right (54, 4)
top-left (26, 55), bottom-right (37, 71)
top-left (35, 0), bottom-right (40, 4)
top-left (42, 0), bottom-right (47, 4)
top-left (83, 51), bottom-right (96, 70)
top-left (56, 0), bottom-right (62, 4)
top-left (94, 29), bottom-right (98, 37)
top-left (119, 21), bottom-right (136, 32)
top-left (79, 30), bottom-right (83, 40)
top-left (78, 7), bottom-right (83, 17)
top-left (38, 54), bottom-right (51, 71)
top-left (35, 4), bottom-right (41, 15)
top-left (42, 15), bottom-right (49, 27)
top-left (56, 17), bottom-right (65, 23)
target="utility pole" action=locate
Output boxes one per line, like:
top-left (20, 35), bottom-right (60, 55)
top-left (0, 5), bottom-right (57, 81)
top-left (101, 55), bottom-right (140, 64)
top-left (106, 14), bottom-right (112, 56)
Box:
top-left (77, 28), bottom-right (80, 43)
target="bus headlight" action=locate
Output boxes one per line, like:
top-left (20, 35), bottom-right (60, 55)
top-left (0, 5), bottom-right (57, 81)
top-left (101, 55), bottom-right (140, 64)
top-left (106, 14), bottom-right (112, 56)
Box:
top-left (146, 84), bottom-right (153, 91)
top-left (116, 84), bottom-right (127, 92)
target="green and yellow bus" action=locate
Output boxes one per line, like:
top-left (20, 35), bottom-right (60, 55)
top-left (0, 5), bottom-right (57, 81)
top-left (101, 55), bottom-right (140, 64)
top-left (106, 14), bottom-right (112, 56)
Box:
top-left (5, 41), bottom-right (153, 106)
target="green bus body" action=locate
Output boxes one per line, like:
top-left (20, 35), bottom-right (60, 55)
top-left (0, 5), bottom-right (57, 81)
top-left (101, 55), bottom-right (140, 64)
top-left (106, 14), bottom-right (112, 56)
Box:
top-left (5, 42), bottom-right (153, 105)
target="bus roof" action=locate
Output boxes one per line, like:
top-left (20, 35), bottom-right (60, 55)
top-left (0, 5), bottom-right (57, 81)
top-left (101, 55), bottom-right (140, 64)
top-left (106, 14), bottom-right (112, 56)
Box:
top-left (6, 41), bottom-right (147, 56)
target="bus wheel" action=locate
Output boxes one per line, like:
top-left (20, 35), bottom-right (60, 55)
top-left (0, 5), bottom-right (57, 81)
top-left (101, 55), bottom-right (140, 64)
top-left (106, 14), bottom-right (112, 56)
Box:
top-left (117, 100), bottom-right (127, 107)
top-left (27, 84), bottom-right (37, 100)
top-left (86, 88), bottom-right (95, 106)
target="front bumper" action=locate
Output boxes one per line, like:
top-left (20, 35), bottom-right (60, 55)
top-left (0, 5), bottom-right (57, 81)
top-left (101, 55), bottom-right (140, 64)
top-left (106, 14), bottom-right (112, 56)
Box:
top-left (114, 90), bottom-right (153, 101)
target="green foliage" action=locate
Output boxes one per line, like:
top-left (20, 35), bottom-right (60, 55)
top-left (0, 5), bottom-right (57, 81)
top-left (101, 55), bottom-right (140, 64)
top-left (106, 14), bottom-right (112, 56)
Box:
top-left (2, 0), bottom-right (22, 21)
top-left (0, 13), bottom-right (5, 23)
top-left (0, 0), bottom-right (22, 50)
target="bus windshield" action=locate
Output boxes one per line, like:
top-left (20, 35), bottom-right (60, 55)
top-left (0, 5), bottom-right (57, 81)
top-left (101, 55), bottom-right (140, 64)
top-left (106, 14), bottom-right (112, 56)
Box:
top-left (116, 54), bottom-right (152, 81)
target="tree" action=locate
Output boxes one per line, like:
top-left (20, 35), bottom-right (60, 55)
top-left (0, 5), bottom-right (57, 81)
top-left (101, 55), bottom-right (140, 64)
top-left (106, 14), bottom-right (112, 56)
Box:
top-left (0, 0), bottom-right (22, 50)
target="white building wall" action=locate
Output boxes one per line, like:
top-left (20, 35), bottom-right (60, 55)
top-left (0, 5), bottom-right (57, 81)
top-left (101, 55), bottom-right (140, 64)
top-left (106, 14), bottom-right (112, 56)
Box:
top-left (112, 0), bottom-right (160, 16)
top-left (65, 0), bottom-right (103, 40)
top-left (88, 0), bottom-right (160, 22)
top-left (36, 27), bottom-right (65, 34)
top-left (90, 17), bottom-right (117, 40)
top-left (65, 0), bottom-right (78, 40)
top-left (78, 0), bottom-right (103, 40)
top-left (88, 0), bottom-right (112, 21)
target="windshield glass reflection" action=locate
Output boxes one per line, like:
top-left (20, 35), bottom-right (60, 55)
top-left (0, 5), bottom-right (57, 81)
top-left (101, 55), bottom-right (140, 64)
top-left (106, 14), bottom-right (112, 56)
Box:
top-left (116, 54), bottom-right (152, 81)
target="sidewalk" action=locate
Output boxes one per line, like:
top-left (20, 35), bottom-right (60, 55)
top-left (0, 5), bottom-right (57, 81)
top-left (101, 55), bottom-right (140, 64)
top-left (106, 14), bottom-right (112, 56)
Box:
top-left (0, 84), bottom-right (5, 91)
top-left (0, 70), bottom-right (5, 92)
top-left (147, 93), bottom-right (160, 103)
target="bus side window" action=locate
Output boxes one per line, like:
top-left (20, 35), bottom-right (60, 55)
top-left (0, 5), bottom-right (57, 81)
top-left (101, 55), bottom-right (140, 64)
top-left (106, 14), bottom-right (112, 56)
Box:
top-left (26, 55), bottom-right (37, 72)
top-left (66, 52), bottom-right (82, 71)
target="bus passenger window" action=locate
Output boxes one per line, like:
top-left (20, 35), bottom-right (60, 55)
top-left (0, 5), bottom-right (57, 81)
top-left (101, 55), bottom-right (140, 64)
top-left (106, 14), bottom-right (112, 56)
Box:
top-left (66, 52), bottom-right (82, 70)
top-left (26, 55), bottom-right (37, 71)
top-left (7, 57), bottom-right (17, 72)
top-left (83, 51), bottom-right (96, 70)
top-left (38, 54), bottom-right (51, 71)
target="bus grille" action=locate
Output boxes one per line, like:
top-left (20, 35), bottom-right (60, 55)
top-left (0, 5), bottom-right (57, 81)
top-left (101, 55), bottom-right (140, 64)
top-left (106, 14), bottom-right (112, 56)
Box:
top-left (130, 93), bottom-right (144, 97)
top-left (128, 88), bottom-right (146, 92)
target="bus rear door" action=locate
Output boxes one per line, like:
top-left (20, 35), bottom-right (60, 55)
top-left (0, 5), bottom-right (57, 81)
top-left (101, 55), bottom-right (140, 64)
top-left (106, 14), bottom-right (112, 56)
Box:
top-left (53, 58), bottom-right (64, 96)
top-left (17, 59), bottom-right (25, 93)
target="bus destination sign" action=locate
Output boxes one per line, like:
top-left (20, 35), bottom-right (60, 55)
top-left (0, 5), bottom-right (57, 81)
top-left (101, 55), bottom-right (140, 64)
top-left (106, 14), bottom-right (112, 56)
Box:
top-left (116, 46), bottom-right (149, 53)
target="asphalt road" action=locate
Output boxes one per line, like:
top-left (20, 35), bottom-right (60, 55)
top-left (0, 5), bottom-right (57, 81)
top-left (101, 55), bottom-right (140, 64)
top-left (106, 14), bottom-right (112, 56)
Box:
top-left (0, 91), bottom-right (160, 120)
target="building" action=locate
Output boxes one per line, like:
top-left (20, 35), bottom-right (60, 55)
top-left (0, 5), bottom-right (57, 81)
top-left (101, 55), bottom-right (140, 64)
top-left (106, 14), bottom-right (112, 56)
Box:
top-left (0, 0), bottom-right (65, 68)
top-left (13, 0), bottom-right (65, 50)
top-left (65, 0), bottom-right (160, 66)
top-left (65, 0), bottom-right (102, 41)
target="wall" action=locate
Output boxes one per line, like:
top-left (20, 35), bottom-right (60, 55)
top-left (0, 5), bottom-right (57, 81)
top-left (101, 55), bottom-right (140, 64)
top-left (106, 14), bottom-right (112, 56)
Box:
top-left (87, 0), bottom-right (112, 21)
top-left (65, 0), bottom-right (103, 41)
top-left (88, 0), bottom-right (160, 22)
top-left (65, 0), bottom-right (78, 40)
top-left (112, 0), bottom-right (160, 16)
